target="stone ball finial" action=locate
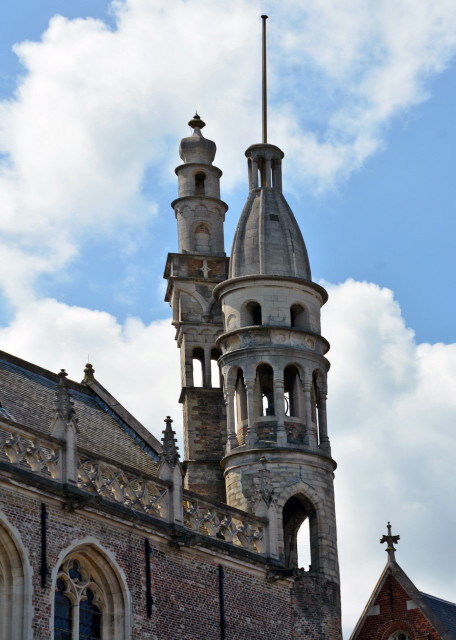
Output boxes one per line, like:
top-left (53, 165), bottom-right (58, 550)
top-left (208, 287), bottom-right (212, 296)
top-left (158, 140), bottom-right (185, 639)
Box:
top-left (179, 113), bottom-right (216, 165)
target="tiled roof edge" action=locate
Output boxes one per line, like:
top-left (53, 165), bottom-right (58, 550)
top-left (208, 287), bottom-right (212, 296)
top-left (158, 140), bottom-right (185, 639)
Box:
top-left (84, 378), bottom-right (162, 459)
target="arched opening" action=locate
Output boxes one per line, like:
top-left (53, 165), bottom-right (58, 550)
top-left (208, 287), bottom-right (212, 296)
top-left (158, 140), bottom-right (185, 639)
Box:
top-left (256, 364), bottom-right (274, 416)
top-left (389, 633), bottom-right (413, 640)
top-left (244, 301), bottom-right (262, 326)
top-left (210, 348), bottom-right (221, 388)
top-left (234, 370), bottom-right (247, 441)
top-left (282, 495), bottom-right (318, 570)
top-left (284, 365), bottom-right (301, 417)
top-left (53, 545), bottom-right (128, 640)
top-left (290, 303), bottom-right (308, 329)
top-left (0, 518), bottom-right (29, 640)
top-left (194, 223), bottom-right (211, 252)
top-left (195, 172), bottom-right (206, 195)
top-left (192, 347), bottom-right (204, 387)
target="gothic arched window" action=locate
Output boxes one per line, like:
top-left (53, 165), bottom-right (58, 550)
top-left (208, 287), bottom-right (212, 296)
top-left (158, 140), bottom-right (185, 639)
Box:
top-left (0, 518), bottom-right (30, 640)
top-left (55, 558), bottom-right (103, 640)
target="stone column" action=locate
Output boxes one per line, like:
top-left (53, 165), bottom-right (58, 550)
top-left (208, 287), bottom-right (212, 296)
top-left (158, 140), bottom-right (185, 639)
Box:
top-left (225, 387), bottom-right (238, 453)
top-left (203, 347), bottom-right (211, 387)
top-left (303, 382), bottom-right (317, 449)
top-left (317, 389), bottom-right (331, 454)
top-left (265, 158), bottom-right (272, 188)
top-left (245, 378), bottom-right (257, 447)
top-left (274, 373), bottom-right (287, 447)
top-left (252, 159), bottom-right (259, 189)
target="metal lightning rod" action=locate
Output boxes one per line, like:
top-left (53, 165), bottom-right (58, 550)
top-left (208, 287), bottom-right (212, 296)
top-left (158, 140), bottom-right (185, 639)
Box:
top-left (261, 15), bottom-right (268, 144)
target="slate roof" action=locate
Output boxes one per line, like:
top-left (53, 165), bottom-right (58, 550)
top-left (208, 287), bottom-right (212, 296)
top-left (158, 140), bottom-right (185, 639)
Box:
top-left (0, 350), bottom-right (161, 476)
top-left (421, 593), bottom-right (456, 640)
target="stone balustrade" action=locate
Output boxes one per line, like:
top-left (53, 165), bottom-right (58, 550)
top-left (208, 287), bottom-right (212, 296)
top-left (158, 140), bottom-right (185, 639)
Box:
top-left (0, 421), bottom-right (269, 558)
top-left (77, 457), bottom-right (169, 520)
top-left (182, 494), bottom-right (266, 554)
top-left (0, 424), bottom-right (61, 478)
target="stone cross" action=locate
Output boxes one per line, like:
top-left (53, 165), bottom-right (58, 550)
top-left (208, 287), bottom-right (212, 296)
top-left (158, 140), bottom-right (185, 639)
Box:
top-left (380, 521), bottom-right (400, 562)
top-left (200, 259), bottom-right (211, 279)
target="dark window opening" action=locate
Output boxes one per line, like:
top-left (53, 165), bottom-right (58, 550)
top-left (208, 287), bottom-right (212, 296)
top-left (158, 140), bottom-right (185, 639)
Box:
top-left (245, 301), bottom-right (262, 326)
top-left (195, 172), bottom-right (206, 195)
top-left (54, 579), bottom-right (72, 640)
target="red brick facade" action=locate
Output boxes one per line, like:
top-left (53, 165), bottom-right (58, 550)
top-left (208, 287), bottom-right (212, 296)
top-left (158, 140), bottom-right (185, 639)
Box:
top-left (0, 480), bottom-right (341, 640)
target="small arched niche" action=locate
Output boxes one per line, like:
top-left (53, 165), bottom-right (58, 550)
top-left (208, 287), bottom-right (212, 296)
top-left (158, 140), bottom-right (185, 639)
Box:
top-left (195, 172), bottom-right (206, 195)
top-left (290, 303), bottom-right (308, 329)
top-left (282, 494), bottom-right (318, 570)
top-left (194, 223), bottom-right (211, 253)
top-left (243, 301), bottom-right (262, 327)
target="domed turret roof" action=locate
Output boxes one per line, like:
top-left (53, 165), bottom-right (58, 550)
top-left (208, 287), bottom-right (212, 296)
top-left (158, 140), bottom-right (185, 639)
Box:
top-left (229, 144), bottom-right (311, 280)
top-left (179, 114), bottom-right (216, 166)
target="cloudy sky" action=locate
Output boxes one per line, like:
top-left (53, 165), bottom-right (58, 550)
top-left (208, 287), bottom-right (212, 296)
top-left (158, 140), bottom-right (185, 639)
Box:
top-left (1, 0), bottom-right (456, 636)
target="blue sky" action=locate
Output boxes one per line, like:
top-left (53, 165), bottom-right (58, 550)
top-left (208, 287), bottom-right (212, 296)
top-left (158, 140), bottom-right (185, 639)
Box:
top-left (1, 1), bottom-right (456, 636)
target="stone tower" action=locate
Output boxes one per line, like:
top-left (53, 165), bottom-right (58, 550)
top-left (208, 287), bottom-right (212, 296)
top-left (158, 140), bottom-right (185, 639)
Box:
top-left (214, 138), bottom-right (340, 596)
top-left (164, 114), bottom-right (229, 501)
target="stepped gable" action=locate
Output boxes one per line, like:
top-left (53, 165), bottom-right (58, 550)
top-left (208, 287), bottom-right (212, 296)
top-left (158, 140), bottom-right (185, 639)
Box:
top-left (0, 350), bottom-right (161, 476)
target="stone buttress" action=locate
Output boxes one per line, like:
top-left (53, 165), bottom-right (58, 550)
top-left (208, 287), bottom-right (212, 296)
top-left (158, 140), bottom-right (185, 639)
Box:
top-left (164, 115), bottom-right (229, 501)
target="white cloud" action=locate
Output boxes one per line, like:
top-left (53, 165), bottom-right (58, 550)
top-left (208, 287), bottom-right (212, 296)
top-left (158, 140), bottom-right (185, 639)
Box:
top-left (1, 0), bottom-right (456, 302)
top-left (323, 279), bottom-right (456, 635)
top-left (1, 281), bottom-right (455, 637)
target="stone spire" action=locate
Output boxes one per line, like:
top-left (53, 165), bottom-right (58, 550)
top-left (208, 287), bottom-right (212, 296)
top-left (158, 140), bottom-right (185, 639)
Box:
top-left (160, 416), bottom-right (180, 468)
top-left (51, 369), bottom-right (78, 436)
top-left (380, 521), bottom-right (400, 563)
top-left (50, 369), bottom-right (79, 484)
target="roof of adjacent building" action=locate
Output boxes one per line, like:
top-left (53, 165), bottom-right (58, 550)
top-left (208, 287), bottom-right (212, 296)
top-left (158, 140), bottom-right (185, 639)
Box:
top-left (421, 593), bottom-right (456, 639)
top-left (350, 558), bottom-right (456, 640)
top-left (0, 350), bottom-right (161, 476)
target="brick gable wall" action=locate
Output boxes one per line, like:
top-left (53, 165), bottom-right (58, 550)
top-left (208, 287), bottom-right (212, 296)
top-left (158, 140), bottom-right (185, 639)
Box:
top-left (356, 574), bottom-right (441, 640)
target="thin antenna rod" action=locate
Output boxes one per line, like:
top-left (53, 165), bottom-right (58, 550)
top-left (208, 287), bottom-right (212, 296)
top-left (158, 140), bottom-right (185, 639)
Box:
top-left (261, 15), bottom-right (268, 144)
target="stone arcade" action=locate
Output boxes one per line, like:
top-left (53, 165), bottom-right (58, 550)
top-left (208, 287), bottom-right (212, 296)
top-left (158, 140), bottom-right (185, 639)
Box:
top-left (0, 115), bottom-right (342, 639)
